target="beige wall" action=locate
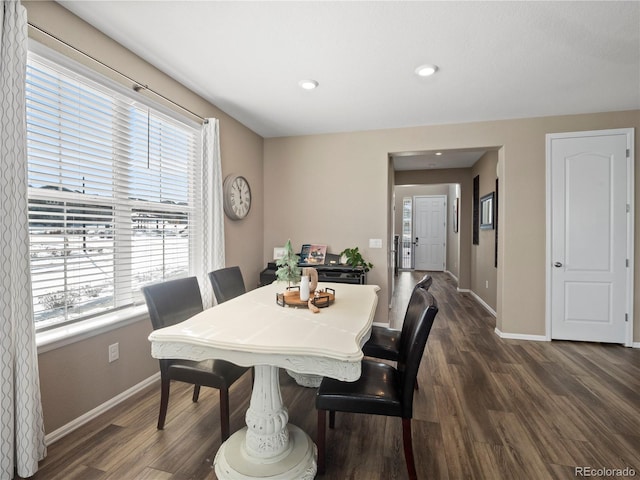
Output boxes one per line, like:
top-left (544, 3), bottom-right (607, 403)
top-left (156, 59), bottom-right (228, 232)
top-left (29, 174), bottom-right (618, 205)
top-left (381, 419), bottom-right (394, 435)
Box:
top-left (471, 151), bottom-right (498, 311)
top-left (265, 110), bottom-right (640, 339)
top-left (25, 1), bottom-right (264, 434)
top-left (37, 320), bottom-right (156, 433)
top-left (264, 132), bottom-right (392, 322)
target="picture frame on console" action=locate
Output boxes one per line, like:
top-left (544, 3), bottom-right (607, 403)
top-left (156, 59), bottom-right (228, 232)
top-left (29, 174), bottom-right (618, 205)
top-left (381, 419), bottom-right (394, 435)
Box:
top-left (299, 244), bottom-right (327, 265)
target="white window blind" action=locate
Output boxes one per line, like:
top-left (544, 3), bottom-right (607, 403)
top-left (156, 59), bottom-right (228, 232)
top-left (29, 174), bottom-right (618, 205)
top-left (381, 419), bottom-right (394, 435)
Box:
top-left (26, 52), bottom-right (201, 330)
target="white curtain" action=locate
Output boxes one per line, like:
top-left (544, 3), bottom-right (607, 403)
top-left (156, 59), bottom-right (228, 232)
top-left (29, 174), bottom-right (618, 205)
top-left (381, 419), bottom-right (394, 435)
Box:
top-left (200, 118), bottom-right (226, 308)
top-left (0, 1), bottom-right (47, 478)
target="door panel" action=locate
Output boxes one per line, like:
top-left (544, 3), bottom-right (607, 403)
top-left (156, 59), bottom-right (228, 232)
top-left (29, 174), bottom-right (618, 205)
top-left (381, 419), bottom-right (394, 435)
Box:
top-left (549, 130), bottom-right (630, 344)
top-left (565, 282), bottom-right (611, 324)
top-left (565, 154), bottom-right (611, 271)
top-left (414, 196), bottom-right (446, 271)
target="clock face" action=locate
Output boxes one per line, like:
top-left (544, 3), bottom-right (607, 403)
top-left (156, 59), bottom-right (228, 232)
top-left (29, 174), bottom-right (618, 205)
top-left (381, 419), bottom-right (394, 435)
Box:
top-left (223, 175), bottom-right (251, 220)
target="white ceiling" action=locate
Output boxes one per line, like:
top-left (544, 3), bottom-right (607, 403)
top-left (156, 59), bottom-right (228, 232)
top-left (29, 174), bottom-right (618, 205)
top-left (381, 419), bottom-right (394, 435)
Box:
top-left (392, 149), bottom-right (490, 171)
top-left (58, 1), bottom-right (639, 169)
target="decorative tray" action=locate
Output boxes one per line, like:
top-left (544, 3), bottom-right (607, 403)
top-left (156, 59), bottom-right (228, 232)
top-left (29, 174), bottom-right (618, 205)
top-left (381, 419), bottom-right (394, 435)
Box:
top-left (276, 287), bottom-right (335, 309)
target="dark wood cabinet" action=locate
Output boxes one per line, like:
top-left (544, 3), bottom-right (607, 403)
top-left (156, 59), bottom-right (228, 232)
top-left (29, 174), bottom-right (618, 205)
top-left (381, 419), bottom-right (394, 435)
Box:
top-left (260, 263), bottom-right (366, 286)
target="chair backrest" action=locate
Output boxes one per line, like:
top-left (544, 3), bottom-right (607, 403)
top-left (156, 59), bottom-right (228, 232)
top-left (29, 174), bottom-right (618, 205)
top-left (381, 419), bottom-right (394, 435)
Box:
top-left (142, 276), bottom-right (204, 330)
top-left (396, 286), bottom-right (438, 418)
top-left (415, 274), bottom-right (433, 291)
top-left (397, 274), bottom-right (433, 350)
top-left (208, 266), bottom-right (246, 304)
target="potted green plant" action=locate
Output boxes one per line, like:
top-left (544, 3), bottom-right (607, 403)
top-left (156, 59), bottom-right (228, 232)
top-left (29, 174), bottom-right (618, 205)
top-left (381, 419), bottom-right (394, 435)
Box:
top-left (340, 247), bottom-right (373, 272)
top-left (276, 239), bottom-right (301, 294)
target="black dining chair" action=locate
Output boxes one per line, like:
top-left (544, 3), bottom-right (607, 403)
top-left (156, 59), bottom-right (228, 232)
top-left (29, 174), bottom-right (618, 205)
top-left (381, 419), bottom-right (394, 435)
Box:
top-left (362, 274), bottom-right (432, 362)
top-left (315, 285), bottom-right (438, 480)
top-left (142, 276), bottom-right (249, 441)
top-left (208, 266), bottom-right (256, 385)
top-left (208, 266), bottom-right (246, 304)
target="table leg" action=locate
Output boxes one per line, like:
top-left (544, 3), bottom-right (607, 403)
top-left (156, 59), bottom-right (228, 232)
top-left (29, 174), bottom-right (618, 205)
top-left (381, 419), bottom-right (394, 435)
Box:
top-left (214, 365), bottom-right (317, 479)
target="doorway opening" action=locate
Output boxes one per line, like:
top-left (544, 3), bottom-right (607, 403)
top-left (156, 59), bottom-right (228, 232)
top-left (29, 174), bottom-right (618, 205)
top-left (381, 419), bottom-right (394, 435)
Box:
top-left (394, 185), bottom-right (458, 275)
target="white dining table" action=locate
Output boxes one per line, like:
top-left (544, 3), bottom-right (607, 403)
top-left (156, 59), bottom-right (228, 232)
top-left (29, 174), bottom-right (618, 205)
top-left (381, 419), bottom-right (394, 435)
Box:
top-left (148, 281), bottom-right (380, 480)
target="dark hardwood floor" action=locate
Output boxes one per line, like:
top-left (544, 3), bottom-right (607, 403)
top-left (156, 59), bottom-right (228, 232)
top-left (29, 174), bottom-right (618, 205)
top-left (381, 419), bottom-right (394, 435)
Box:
top-left (26, 272), bottom-right (640, 479)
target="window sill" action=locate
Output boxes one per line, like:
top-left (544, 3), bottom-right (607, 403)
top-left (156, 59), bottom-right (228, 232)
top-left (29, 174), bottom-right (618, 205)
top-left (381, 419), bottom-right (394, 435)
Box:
top-left (36, 305), bottom-right (149, 354)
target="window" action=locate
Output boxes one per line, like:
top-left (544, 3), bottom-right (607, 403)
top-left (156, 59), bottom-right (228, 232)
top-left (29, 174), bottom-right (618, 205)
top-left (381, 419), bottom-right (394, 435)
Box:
top-left (26, 50), bottom-right (202, 331)
top-left (401, 197), bottom-right (412, 269)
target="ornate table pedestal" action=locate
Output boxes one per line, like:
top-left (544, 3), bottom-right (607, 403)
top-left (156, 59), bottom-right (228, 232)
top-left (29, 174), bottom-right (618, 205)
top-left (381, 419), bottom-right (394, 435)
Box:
top-left (215, 365), bottom-right (316, 479)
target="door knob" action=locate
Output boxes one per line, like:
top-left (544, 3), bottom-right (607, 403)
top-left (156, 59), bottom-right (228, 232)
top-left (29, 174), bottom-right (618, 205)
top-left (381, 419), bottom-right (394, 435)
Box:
top-left (554, 262), bottom-right (563, 267)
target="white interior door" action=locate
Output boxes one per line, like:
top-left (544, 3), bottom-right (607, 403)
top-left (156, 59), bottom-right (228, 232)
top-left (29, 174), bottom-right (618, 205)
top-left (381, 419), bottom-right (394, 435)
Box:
top-left (547, 129), bottom-right (633, 345)
top-left (414, 195), bottom-right (446, 271)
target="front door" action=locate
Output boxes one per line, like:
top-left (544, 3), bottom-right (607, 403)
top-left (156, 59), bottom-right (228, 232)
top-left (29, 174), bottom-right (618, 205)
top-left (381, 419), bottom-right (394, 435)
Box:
top-left (413, 195), bottom-right (446, 271)
top-left (547, 128), bottom-right (633, 344)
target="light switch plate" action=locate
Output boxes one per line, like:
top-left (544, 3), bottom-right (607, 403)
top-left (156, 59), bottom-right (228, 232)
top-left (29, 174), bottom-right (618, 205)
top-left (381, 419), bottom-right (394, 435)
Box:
top-left (108, 343), bottom-right (119, 363)
top-left (369, 238), bottom-right (383, 248)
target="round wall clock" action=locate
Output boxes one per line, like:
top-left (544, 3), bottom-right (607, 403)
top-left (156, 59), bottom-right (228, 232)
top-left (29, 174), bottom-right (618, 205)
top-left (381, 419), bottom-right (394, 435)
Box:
top-left (223, 174), bottom-right (252, 220)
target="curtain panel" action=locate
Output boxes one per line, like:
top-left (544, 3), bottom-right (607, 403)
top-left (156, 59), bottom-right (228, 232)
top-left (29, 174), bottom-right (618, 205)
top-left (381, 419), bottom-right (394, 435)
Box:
top-left (200, 119), bottom-right (225, 308)
top-left (0, 1), bottom-right (47, 478)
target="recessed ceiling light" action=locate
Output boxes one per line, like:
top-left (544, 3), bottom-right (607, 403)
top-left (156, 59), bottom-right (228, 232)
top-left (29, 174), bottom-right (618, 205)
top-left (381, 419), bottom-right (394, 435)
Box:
top-left (415, 64), bottom-right (438, 77)
top-left (435, 152), bottom-right (443, 156)
top-left (299, 79), bottom-right (319, 90)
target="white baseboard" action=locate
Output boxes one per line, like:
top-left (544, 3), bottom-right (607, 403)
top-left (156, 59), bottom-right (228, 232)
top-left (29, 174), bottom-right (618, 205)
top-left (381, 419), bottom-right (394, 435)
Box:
top-left (455, 279), bottom-right (637, 347)
top-left (496, 330), bottom-right (640, 345)
top-left (464, 289), bottom-right (550, 342)
top-left (45, 372), bottom-right (160, 445)
top-left (445, 270), bottom-right (458, 283)
top-left (495, 328), bottom-right (549, 342)
top-left (467, 290), bottom-right (497, 317)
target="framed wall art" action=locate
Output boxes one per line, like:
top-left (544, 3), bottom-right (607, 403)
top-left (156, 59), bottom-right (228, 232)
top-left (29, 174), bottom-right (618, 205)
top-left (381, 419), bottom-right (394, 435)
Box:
top-left (480, 192), bottom-right (495, 230)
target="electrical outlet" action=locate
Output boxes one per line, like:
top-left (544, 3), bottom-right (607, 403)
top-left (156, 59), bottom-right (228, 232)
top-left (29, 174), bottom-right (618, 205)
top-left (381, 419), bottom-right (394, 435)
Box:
top-left (485, 280), bottom-right (489, 289)
top-left (108, 343), bottom-right (119, 363)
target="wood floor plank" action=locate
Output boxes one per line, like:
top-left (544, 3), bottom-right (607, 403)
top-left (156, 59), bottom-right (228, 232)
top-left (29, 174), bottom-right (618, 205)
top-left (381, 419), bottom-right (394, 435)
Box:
top-left (135, 468), bottom-right (174, 480)
top-left (411, 420), bottom-right (447, 480)
top-left (438, 413), bottom-right (480, 479)
top-left (488, 410), bottom-right (555, 479)
top-left (23, 271), bottom-right (640, 480)
top-left (472, 441), bottom-right (517, 480)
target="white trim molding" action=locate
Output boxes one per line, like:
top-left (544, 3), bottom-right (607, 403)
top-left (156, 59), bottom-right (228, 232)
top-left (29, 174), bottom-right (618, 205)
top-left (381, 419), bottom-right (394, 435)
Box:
top-left (44, 373), bottom-right (160, 446)
top-left (468, 290), bottom-right (496, 317)
top-left (494, 328), bottom-right (549, 342)
top-left (445, 270), bottom-right (459, 284)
